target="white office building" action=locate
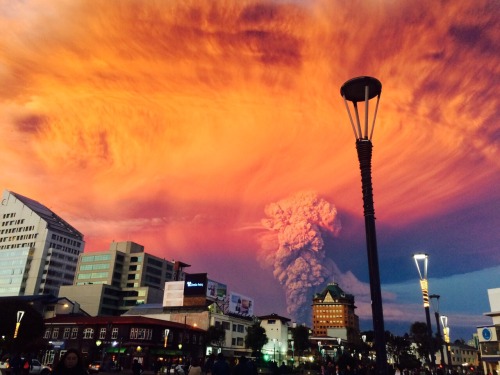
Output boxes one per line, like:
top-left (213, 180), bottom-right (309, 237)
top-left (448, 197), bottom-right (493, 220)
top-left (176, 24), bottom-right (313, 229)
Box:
top-left (0, 190), bottom-right (84, 297)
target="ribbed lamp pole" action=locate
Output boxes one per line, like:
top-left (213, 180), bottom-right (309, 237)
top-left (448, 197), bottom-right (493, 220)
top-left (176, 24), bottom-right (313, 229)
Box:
top-left (340, 76), bottom-right (387, 375)
top-left (413, 253), bottom-right (436, 368)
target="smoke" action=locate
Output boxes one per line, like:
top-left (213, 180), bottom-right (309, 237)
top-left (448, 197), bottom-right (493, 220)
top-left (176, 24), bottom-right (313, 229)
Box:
top-left (259, 191), bottom-right (341, 323)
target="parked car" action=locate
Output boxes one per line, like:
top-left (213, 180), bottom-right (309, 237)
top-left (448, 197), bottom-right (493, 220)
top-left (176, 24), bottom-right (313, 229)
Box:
top-left (88, 361), bottom-right (101, 374)
top-left (0, 358), bottom-right (51, 375)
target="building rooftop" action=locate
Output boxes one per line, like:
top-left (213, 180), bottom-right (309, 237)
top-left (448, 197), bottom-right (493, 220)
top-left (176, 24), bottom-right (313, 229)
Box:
top-left (314, 282), bottom-right (355, 302)
top-left (8, 190), bottom-right (83, 239)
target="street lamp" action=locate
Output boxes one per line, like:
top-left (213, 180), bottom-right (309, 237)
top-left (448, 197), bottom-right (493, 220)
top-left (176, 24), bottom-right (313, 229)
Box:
top-left (13, 311), bottom-right (25, 339)
top-left (413, 253), bottom-right (436, 367)
top-left (430, 294), bottom-right (446, 368)
top-left (272, 339), bottom-right (277, 362)
top-left (440, 315), bottom-right (453, 370)
top-left (291, 340), bottom-right (295, 367)
top-left (164, 329), bottom-right (170, 348)
top-left (340, 76), bottom-right (387, 375)
top-left (317, 341), bottom-right (322, 363)
top-left (279, 341), bottom-right (282, 363)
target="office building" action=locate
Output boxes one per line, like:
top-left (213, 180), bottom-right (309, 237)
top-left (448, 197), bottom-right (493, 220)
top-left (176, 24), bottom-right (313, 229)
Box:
top-left (0, 190), bottom-right (84, 297)
top-left (59, 241), bottom-right (183, 316)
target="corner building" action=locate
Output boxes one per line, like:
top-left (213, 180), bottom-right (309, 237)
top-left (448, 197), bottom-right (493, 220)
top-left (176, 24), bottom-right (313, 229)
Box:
top-left (312, 282), bottom-right (359, 340)
top-left (0, 190), bottom-right (84, 297)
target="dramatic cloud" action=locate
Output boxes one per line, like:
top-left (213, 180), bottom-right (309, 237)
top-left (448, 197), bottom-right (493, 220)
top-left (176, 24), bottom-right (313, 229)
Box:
top-left (0, 0), bottom-right (498, 337)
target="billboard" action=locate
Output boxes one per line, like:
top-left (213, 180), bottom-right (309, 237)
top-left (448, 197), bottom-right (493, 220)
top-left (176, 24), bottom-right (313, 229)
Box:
top-left (229, 292), bottom-right (254, 316)
top-left (207, 279), bottom-right (227, 301)
top-left (184, 273), bottom-right (208, 296)
top-left (163, 281), bottom-right (184, 307)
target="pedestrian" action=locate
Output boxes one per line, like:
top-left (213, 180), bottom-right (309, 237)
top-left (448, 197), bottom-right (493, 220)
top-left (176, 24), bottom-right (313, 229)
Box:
top-left (175, 361), bottom-right (185, 375)
top-left (187, 359), bottom-right (202, 375)
top-left (132, 359), bottom-right (144, 375)
top-left (52, 348), bottom-right (88, 375)
top-left (10, 354), bottom-right (23, 375)
top-left (212, 354), bottom-right (230, 375)
top-left (204, 354), bottom-right (215, 375)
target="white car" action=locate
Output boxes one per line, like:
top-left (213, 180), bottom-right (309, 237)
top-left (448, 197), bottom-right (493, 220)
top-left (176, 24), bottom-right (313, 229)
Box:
top-left (0, 358), bottom-right (51, 375)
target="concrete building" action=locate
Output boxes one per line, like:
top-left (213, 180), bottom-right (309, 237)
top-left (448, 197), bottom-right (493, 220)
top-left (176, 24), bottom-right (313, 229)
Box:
top-left (0, 190), bottom-right (84, 297)
top-left (477, 287), bottom-right (500, 375)
top-left (312, 282), bottom-right (360, 342)
top-left (259, 313), bottom-right (291, 363)
top-left (59, 241), bottom-right (183, 316)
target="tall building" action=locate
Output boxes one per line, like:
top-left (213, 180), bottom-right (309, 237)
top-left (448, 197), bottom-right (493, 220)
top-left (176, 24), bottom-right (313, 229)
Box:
top-left (0, 190), bottom-right (84, 297)
top-left (59, 241), bottom-right (182, 316)
top-left (312, 282), bottom-right (359, 340)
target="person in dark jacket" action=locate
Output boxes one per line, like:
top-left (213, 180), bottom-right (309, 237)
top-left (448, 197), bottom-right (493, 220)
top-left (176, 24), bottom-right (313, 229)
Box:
top-left (52, 349), bottom-right (88, 375)
top-left (132, 359), bottom-right (144, 375)
top-left (212, 353), bottom-right (230, 375)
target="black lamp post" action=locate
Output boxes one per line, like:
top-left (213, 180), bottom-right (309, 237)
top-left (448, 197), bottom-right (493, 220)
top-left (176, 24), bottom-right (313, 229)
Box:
top-left (413, 253), bottom-right (436, 368)
top-left (430, 294), bottom-right (446, 368)
top-left (340, 76), bottom-right (387, 375)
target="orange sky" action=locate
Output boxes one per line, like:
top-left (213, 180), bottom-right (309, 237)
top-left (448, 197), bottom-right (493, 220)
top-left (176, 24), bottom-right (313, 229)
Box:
top-left (0, 0), bottom-right (498, 334)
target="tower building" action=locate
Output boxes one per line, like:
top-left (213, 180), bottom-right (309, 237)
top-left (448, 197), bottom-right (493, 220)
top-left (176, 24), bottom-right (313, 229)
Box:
top-left (312, 282), bottom-right (359, 338)
top-left (0, 190), bottom-right (84, 297)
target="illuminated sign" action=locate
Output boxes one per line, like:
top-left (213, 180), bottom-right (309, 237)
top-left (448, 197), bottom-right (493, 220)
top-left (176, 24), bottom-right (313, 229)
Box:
top-left (184, 273), bottom-right (208, 296)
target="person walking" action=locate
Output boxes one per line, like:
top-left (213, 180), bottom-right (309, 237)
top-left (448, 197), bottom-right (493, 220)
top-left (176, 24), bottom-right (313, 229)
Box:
top-left (212, 354), bottom-right (230, 375)
top-left (52, 348), bottom-right (88, 375)
top-left (132, 359), bottom-right (144, 375)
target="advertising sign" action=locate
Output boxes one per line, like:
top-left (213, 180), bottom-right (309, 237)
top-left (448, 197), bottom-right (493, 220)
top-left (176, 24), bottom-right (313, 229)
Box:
top-left (184, 273), bottom-right (208, 296)
top-left (228, 292), bottom-right (254, 316)
top-left (207, 279), bottom-right (227, 301)
top-left (163, 281), bottom-right (184, 307)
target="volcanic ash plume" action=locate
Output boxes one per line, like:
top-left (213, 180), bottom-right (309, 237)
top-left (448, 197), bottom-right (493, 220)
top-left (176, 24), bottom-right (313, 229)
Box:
top-left (260, 191), bottom-right (341, 323)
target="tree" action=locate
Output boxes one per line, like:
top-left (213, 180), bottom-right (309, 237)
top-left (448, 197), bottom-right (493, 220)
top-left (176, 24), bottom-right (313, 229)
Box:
top-left (206, 325), bottom-right (226, 352)
top-left (410, 321), bottom-right (432, 365)
top-left (386, 332), bottom-right (419, 369)
top-left (245, 320), bottom-right (268, 359)
top-left (291, 325), bottom-right (310, 358)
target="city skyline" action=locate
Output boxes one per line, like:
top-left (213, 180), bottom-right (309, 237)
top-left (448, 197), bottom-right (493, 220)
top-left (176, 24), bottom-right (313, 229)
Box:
top-left (0, 0), bottom-right (498, 340)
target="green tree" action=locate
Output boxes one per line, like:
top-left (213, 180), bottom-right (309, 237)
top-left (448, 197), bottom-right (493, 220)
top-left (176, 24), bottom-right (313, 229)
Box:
top-left (245, 320), bottom-right (268, 359)
top-left (410, 321), bottom-right (432, 364)
top-left (291, 325), bottom-right (310, 359)
top-left (206, 325), bottom-right (226, 352)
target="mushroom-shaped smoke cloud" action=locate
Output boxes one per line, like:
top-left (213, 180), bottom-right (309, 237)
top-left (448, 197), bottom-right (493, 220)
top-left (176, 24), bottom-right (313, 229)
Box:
top-left (259, 191), bottom-right (341, 323)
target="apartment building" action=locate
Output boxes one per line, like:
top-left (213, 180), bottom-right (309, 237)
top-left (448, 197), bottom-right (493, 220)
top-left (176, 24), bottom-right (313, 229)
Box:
top-left (0, 190), bottom-right (84, 297)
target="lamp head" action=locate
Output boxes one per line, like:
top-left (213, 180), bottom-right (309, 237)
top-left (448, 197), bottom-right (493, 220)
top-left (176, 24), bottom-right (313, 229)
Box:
top-left (340, 76), bottom-right (382, 141)
top-left (340, 76), bottom-right (381, 102)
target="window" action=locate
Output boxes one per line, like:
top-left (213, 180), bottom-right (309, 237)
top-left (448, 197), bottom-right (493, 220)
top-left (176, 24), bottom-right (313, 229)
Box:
top-left (71, 328), bottom-right (78, 339)
top-left (52, 328), bottom-right (59, 339)
top-left (112, 327), bottom-right (118, 339)
top-left (99, 328), bottom-right (106, 339)
top-left (83, 328), bottom-right (94, 339)
top-left (63, 328), bottom-right (70, 339)
top-left (44, 329), bottom-right (51, 339)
